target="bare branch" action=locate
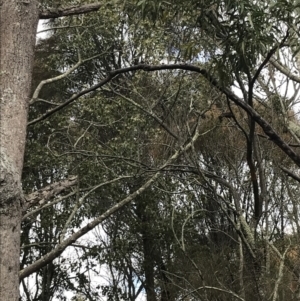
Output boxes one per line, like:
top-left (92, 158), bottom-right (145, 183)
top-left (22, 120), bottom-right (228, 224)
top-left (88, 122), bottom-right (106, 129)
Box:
top-left (270, 58), bottom-right (300, 83)
top-left (187, 286), bottom-right (245, 301)
top-left (30, 52), bottom-right (104, 105)
top-left (280, 165), bottom-right (300, 182)
top-left (23, 176), bottom-right (77, 214)
top-left (22, 191), bottom-right (77, 221)
top-left (269, 242), bottom-right (291, 301)
top-left (59, 176), bottom-right (131, 243)
top-left (30, 61), bottom-right (82, 104)
top-left (39, 3), bottom-right (102, 19)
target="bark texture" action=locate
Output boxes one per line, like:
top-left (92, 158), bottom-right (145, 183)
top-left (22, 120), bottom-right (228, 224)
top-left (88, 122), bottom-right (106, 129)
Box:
top-left (0, 1), bottom-right (39, 300)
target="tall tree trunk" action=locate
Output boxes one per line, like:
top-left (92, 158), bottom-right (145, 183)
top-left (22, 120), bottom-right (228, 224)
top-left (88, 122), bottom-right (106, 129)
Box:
top-left (0, 1), bottom-right (38, 300)
top-left (135, 198), bottom-right (157, 301)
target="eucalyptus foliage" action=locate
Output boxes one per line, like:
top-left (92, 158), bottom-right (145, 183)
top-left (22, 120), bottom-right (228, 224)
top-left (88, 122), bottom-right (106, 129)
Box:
top-left (20, 0), bottom-right (300, 300)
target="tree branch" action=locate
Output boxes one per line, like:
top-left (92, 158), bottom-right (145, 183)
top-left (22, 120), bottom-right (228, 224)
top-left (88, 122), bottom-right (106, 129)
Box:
top-left (23, 176), bottom-right (77, 214)
top-left (59, 176), bottom-right (131, 243)
top-left (270, 58), bottom-right (300, 83)
top-left (30, 52), bottom-right (105, 105)
top-left (22, 191), bottom-right (77, 221)
top-left (19, 122), bottom-right (202, 280)
top-left (29, 63), bottom-right (300, 167)
top-left (280, 166), bottom-right (300, 182)
top-left (39, 3), bottom-right (102, 19)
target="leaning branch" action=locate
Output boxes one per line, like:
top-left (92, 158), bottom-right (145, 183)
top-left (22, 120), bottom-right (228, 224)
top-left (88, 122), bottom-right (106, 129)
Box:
top-left (280, 166), bottom-right (300, 182)
top-left (19, 123), bottom-right (202, 280)
top-left (270, 58), bottom-right (300, 83)
top-left (59, 176), bottom-right (131, 243)
top-left (28, 63), bottom-right (300, 167)
top-left (30, 52), bottom-right (104, 105)
top-left (39, 3), bottom-right (102, 19)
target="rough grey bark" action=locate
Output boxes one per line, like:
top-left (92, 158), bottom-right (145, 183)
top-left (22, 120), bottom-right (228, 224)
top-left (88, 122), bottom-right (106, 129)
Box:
top-left (0, 1), bottom-right (39, 300)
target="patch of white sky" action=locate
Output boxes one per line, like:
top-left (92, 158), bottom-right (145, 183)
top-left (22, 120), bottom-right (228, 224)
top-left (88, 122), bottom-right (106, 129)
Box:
top-left (20, 221), bottom-right (146, 301)
top-left (36, 20), bottom-right (50, 41)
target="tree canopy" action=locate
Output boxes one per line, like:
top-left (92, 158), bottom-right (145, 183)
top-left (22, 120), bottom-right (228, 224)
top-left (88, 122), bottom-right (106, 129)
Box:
top-left (2, 0), bottom-right (300, 301)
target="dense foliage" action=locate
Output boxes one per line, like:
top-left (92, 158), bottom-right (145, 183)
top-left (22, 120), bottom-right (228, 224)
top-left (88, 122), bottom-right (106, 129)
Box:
top-left (20, 1), bottom-right (300, 300)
